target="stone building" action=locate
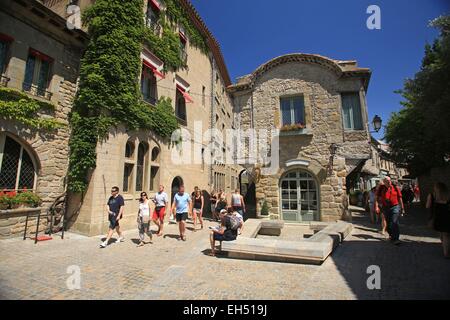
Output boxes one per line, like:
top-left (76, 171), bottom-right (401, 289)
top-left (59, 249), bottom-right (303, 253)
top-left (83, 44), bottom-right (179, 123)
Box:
top-left (360, 137), bottom-right (410, 190)
top-left (228, 54), bottom-right (372, 222)
top-left (0, 0), bottom-right (88, 237)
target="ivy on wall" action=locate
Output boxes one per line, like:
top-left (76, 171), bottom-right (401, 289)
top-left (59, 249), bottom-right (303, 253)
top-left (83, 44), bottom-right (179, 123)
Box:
top-left (0, 87), bottom-right (62, 130)
top-left (68, 0), bottom-right (179, 192)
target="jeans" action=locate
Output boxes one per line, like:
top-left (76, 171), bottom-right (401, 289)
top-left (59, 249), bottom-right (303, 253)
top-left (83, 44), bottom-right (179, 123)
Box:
top-left (383, 205), bottom-right (400, 241)
top-left (138, 217), bottom-right (151, 241)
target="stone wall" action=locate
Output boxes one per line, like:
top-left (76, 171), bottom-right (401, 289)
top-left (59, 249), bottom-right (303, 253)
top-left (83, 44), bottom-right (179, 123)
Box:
top-left (0, 9), bottom-right (82, 238)
top-left (0, 208), bottom-right (47, 239)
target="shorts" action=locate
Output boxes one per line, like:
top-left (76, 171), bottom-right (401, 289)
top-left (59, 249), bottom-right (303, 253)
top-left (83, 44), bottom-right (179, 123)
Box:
top-left (193, 208), bottom-right (202, 214)
top-left (213, 233), bottom-right (225, 241)
top-left (109, 215), bottom-right (119, 229)
top-left (153, 206), bottom-right (166, 220)
top-left (176, 212), bottom-right (188, 222)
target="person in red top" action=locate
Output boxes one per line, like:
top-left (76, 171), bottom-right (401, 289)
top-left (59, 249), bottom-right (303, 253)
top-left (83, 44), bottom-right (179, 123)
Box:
top-left (414, 184), bottom-right (420, 202)
top-left (375, 176), bottom-right (405, 244)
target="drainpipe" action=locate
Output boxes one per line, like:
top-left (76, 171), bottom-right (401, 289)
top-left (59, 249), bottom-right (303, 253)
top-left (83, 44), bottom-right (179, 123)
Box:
top-left (209, 54), bottom-right (216, 188)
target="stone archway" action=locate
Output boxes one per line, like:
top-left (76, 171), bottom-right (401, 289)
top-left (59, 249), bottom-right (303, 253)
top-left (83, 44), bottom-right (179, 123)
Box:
top-left (171, 176), bottom-right (183, 203)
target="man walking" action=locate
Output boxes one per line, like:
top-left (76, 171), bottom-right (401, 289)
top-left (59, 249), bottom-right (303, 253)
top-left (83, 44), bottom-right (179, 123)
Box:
top-left (152, 185), bottom-right (168, 236)
top-left (171, 184), bottom-right (192, 241)
top-left (101, 186), bottom-right (125, 248)
top-left (375, 177), bottom-right (405, 245)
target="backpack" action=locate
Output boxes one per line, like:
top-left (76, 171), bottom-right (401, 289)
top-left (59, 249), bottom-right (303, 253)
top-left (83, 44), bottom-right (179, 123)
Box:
top-left (228, 215), bottom-right (240, 231)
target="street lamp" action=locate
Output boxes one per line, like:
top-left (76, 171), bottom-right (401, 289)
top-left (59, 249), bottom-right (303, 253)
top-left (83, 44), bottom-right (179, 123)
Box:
top-left (370, 115), bottom-right (382, 133)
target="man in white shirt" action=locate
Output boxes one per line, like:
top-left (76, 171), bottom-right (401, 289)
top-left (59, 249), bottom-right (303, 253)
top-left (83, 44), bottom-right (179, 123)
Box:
top-left (152, 185), bottom-right (169, 236)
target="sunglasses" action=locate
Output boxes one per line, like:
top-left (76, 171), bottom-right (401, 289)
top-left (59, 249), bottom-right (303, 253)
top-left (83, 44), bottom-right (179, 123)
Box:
top-left (111, 190), bottom-right (118, 193)
top-left (141, 194), bottom-right (147, 197)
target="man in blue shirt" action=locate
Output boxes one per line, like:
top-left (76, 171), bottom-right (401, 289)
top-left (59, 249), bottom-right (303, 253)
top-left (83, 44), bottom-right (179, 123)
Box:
top-left (171, 184), bottom-right (192, 241)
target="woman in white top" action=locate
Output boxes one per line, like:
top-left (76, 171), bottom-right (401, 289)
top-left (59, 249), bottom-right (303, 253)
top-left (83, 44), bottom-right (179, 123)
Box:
top-left (137, 192), bottom-right (152, 247)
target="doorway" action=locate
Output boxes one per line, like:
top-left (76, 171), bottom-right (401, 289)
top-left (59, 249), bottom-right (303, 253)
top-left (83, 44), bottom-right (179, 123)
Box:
top-left (280, 169), bottom-right (319, 222)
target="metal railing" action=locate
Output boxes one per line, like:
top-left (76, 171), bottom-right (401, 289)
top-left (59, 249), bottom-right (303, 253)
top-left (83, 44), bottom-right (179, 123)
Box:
top-left (142, 95), bottom-right (158, 106)
top-left (22, 82), bottom-right (53, 100)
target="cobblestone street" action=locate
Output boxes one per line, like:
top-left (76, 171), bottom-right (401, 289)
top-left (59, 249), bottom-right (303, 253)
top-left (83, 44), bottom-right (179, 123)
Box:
top-left (0, 204), bottom-right (449, 300)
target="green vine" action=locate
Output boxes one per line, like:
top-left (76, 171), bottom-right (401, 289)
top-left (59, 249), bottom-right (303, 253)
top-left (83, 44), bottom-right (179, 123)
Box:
top-left (0, 87), bottom-right (62, 130)
top-left (144, 20), bottom-right (185, 71)
top-left (68, 0), bottom-right (179, 192)
top-left (164, 0), bottom-right (208, 53)
top-left (143, 0), bottom-right (209, 71)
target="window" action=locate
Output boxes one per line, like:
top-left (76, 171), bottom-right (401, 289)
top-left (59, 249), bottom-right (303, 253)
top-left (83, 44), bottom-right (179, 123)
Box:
top-left (23, 49), bottom-right (52, 98)
top-left (135, 142), bottom-right (148, 192)
top-left (123, 164), bottom-right (133, 193)
top-left (0, 134), bottom-right (37, 190)
top-left (146, 1), bottom-right (160, 33)
top-left (280, 96), bottom-right (305, 126)
top-left (141, 65), bottom-right (157, 105)
top-left (175, 89), bottom-right (187, 122)
top-left (150, 146), bottom-right (160, 191)
top-left (341, 92), bottom-right (363, 130)
top-left (202, 86), bottom-right (206, 107)
top-left (0, 39), bottom-right (9, 75)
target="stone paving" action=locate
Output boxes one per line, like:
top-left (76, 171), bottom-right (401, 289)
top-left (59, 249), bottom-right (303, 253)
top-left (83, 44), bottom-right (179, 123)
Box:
top-left (0, 204), bottom-right (449, 300)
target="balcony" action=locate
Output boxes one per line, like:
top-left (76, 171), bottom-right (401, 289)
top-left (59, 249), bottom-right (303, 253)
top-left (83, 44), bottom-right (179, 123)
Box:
top-left (0, 75), bottom-right (10, 87)
top-left (22, 82), bottom-right (53, 100)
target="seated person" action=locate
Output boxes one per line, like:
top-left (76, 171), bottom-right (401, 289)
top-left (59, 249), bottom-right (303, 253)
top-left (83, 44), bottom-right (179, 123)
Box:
top-left (233, 210), bottom-right (244, 235)
top-left (209, 210), bottom-right (238, 256)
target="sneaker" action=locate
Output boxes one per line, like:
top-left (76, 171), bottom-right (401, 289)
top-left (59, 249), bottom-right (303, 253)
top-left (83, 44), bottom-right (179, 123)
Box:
top-left (393, 240), bottom-right (401, 245)
top-left (115, 237), bottom-right (125, 243)
top-left (100, 241), bottom-right (107, 248)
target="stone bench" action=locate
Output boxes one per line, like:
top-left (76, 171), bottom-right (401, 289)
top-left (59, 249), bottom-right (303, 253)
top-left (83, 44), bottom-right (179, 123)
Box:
top-left (220, 219), bottom-right (352, 264)
top-left (222, 237), bottom-right (333, 264)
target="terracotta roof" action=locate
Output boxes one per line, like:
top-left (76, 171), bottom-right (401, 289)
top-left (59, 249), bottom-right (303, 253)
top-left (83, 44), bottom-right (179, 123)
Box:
top-left (180, 0), bottom-right (231, 86)
top-left (228, 53), bottom-right (371, 92)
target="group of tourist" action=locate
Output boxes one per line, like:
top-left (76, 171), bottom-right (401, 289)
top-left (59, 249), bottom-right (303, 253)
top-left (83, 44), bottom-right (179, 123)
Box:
top-left (100, 185), bottom-right (246, 254)
top-left (366, 177), bottom-right (450, 258)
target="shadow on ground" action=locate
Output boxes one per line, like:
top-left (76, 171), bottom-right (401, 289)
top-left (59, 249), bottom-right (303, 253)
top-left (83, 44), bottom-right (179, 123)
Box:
top-left (332, 203), bottom-right (450, 299)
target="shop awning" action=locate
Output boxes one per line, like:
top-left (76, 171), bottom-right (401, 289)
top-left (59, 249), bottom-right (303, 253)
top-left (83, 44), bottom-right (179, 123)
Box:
top-left (142, 59), bottom-right (165, 79)
top-left (176, 85), bottom-right (194, 103)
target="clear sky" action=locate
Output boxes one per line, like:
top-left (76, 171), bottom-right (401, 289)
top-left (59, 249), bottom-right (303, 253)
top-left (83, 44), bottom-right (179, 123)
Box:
top-left (191, 0), bottom-right (450, 140)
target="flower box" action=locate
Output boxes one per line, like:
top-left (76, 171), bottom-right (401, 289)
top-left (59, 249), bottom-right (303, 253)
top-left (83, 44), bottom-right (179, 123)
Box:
top-left (0, 190), bottom-right (42, 210)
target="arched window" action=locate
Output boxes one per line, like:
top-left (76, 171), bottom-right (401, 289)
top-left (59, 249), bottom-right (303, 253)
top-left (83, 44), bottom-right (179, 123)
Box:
top-left (135, 142), bottom-right (148, 192)
top-left (150, 146), bottom-right (160, 191)
top-left (151, 147), bottom-right (160, 162)
top-left (280, 169), bottom-right (319, 222)
top-left (0, 134), bottom-right (37, 190)
top-left (123, 139), bottom-right (135, 193)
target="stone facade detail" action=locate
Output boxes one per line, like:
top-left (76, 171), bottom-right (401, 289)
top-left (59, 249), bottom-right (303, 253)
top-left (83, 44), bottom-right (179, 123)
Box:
top-left (229, 54), bottom-right (371, 222)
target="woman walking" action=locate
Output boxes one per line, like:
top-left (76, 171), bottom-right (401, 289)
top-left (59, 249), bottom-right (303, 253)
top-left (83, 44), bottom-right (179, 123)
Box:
top-left (231, 188), bottom-right (245, 218)
top-left (137, 192), bottom-right (152, 247)
top-left (210, 188), bottom-right (217, 221)
top-left (192, 187), bottom-right (204, 231)
top-left (426, 182), bottom-right (450, 258)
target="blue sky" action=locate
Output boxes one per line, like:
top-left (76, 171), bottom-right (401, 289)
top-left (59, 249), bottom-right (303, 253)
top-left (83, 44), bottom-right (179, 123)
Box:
top-left (191, 0), bottom-right (450, 140)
